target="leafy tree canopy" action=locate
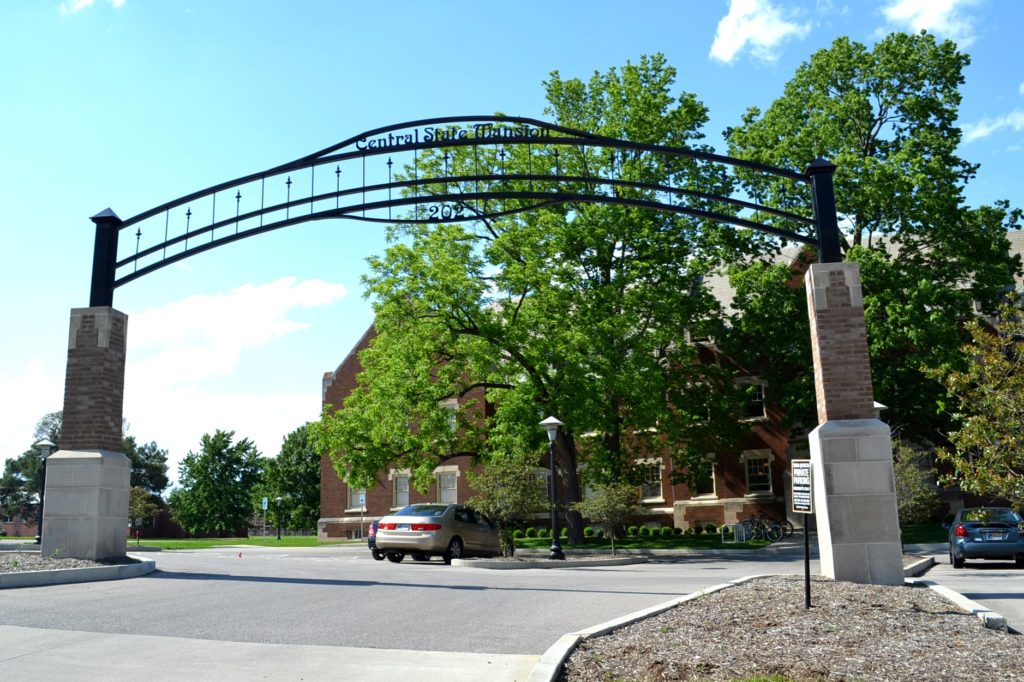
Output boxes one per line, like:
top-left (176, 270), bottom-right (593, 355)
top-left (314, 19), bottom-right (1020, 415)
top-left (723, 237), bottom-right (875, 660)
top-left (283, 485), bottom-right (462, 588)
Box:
top-left (724, 32), bottom-right (1021, 438)
top-left (929, 304), bottom-right (1024, 509)
top-left (312, 55), bottom-right (754, 542)
top-left (260, 423), bottom-right (321, 532)
top-left (168, 430), bottom-right (265, 537)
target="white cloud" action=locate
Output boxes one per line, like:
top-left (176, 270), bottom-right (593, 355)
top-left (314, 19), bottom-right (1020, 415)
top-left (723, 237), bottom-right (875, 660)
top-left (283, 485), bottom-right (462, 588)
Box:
top-left (881, 0), bottom-right (979, 47)
top-left (1019, 81), bottom-right (1024, 96)
top-left (709, 0), bottom-right (811, 64)
top-left (59, 0), bottom-right (125, 14)
top-left (0, 360), bottom-right (64, 463)
top-left (962, 110), bottom-right (1024, 143)
top-left (127, 277), bottom-right (346, 388)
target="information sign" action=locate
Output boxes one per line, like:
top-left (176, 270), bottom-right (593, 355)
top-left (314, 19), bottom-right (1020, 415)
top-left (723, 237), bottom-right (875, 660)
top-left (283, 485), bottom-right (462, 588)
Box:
top-left (262, 496), bottom-right (268, 511)
top-left (791, 460), bottom-right (813, 514)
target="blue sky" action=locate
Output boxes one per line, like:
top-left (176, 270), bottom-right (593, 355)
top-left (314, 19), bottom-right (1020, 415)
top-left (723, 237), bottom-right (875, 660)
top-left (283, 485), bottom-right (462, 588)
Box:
top-left (2, 0), bottom-right (1021, 487)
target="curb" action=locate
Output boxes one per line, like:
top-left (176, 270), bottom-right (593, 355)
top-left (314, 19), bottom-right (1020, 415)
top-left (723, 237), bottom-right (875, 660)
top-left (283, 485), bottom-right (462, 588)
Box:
top-left (526, 574), bottom-right (765, 682)
top-left (454, 556), bottom-right (647, 569)
top-left (908, 578), bottom-right (1008, 631)
top-left (903, 556), bottom-right (934, 577)
top-left (0, 558), bottom-right (157, 589)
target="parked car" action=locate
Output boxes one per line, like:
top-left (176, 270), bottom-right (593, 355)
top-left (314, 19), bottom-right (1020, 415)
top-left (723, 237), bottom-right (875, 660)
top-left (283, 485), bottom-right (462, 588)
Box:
top-left (374, 503), bottom-right (500, 564)
top-left (948, 507), bottom-right (1024, 569)
top-left (367, 520), bottom-right (384, 561)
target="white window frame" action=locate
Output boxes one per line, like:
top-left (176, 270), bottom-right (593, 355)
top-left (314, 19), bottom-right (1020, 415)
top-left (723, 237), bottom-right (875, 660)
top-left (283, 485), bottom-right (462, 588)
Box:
top-left (533, 468), bottom-right (551, 502)
top-left (636, 457), bottom-right (664, 503)
top-left (440, 397), bottom-right (458, 432)
top-left (392, 472), bottom-right (410, 509)
top-left (692, 462), bottom-right (717, 499)
top-left (740, 449), bottom-right (774, 496)
top-left (346, 485), bottom-right (366, 511)
top-left (434, 465), bottom-right (460, 504)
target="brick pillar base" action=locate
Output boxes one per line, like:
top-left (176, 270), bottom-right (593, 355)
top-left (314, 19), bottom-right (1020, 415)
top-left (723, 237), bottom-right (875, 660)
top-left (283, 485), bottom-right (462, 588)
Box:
top-left (805, 263), bottom-right (902, 585)
top-left (44, 307), bottom-right (130, 560)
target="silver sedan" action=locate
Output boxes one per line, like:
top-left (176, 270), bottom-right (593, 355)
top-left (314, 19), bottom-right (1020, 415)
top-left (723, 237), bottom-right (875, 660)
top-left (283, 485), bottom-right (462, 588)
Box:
top-left (375, 503), bottom-right (501, 564)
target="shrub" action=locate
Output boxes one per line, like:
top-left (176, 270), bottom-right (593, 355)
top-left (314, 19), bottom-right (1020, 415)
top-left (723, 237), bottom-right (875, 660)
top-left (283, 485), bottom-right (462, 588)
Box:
top-left (584, 526), bottom-right (595, 537)
top-left (627, 525), bottom-right (639, 537)
top-left (684, 528), bottom-right (695, 536)
top-left (561, 527), bottom-right (568, 538)
top-left (638, 526), bottom-right (651, 537)
top-left (693, 524), bottom-right (704, 535)
top-left (704, 523), bottom-right (717, 534)
top-left (672, 526), bottom-right (683, 536)
top-left (538, 528), bottom-right (550, 539)
top-left (525, 527), bottom-right (537, 538)
top-left (512, 529), bottom-right (524, 539)
top-left (659, 526), bottom-right (673, 537)
top-left (595, 528), bottom-right (605, 539)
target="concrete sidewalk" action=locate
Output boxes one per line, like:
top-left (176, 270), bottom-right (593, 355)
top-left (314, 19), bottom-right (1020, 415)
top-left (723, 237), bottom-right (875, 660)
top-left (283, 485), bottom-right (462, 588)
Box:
top-left (0, 625), bottom-right (538, 682)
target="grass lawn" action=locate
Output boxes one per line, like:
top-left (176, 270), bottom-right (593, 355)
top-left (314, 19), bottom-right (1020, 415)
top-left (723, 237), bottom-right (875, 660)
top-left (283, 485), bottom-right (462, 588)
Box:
top-left (900, 523), bottom-right (947, 544)
top-left (515, 534), bottom-right (771, 551)
top-left (129, 536), bottom-right (358, 550)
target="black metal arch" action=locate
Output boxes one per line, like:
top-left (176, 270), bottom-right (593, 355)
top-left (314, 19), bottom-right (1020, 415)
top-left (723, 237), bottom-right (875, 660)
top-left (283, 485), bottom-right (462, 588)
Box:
top-left (89, 115), bottom-right (840, 307)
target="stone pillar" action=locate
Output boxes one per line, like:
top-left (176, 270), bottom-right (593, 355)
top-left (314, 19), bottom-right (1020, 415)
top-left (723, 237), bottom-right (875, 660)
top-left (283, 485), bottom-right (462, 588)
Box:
top-left (805, 263), bottom-right (903, 585)
top-left (43, 307), bottom-right (130, 561)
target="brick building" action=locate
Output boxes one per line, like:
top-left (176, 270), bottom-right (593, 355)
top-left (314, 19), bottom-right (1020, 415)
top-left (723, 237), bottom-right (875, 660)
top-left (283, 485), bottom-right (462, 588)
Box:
top-left (317, 323), bottom-right (801, 540)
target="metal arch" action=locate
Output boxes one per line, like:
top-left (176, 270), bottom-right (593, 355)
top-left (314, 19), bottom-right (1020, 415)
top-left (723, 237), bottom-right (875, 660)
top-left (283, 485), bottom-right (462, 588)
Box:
top-left (89, 115), bottom-right (840, 306)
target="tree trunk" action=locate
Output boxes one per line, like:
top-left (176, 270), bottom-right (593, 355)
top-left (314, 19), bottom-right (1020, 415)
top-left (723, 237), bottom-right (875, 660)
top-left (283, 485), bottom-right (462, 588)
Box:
top-left (557, 431), bottom-right (586, 545)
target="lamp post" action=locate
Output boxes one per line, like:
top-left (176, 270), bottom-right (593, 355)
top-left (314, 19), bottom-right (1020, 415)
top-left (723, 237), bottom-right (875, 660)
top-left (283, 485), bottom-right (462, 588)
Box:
top-left (33, 439), bottom-right (55, 545)
top-left (539, 416), bottom-right (565, 560)
top-left (275, 496), bottom-right (284, 540)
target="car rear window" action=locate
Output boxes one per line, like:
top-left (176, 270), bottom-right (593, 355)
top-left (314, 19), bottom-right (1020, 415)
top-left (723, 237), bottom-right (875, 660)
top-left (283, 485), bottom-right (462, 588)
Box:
top-left (394, 504), bottom-right (448, 517)
top-left (960, 508), bottom-right (1021, 524)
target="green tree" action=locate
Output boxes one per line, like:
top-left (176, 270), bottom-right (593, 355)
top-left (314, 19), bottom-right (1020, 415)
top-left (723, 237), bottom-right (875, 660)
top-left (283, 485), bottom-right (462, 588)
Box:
top-left (168, 430), bottom-right (265, 537)
top-left (893, 442), bottom-right (942, 526)
top-left (929, 305), bottom-right (1024, 509)
top-left (313, 55), bottom-right (751, 543)
top-left (725, 32), bottom-right (1021, 438)
top-left (262, 424), bottom-right (321, 532)
top-left (466, 450), bottom-right (548, 556)
top-left (572, 482), bottom-right (641, 555)
top-left (128, 485), bottom-right (161, 529)
top-left (122, 436), bottom-right (170, 496)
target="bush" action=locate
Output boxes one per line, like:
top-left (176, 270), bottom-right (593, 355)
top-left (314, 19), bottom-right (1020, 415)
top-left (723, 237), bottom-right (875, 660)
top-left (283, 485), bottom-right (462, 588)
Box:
top-left (704, 523), bottom-right (717, 534)
top-left (627, 525), bottom-right (639, 537)
top-left (561, 527), bottom-right (568, 538)
top-left (525, 527), bottom-right (537, 538)
top-left (638, 526), bottom-right (651, 537)
top-left (684, 528), bottom-right (695, 536)
top-left (595, 528), bottom-right (605, 539)
top-left (672, 526), bottom-right (683, 536)
top-left (722, 525), bottom-right (734, 537)
top-left (694, 524), bottom-right (704, 535)
top-left (584, 526), bottom-right (595, 537)
top-left (659, 526), bottom-right (673, 537)
top-left (538, 528), bottom-right (550, 539)
top-left (512, 529), bottom-right (524, 539)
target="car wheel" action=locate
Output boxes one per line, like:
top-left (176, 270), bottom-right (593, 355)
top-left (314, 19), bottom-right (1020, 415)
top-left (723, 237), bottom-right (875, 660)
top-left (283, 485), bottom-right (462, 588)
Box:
top-left (950, 547), bottom-right (964, 569)
top-left (386, 552), bottom-right (404, 563)
top-left (371, 548), bottom-right (385, 561)
top-left (1015, 555), bottom-right (1024, 568)
top-left (412, 553), bottom-right (429, 562)
top-left (443, 537), bottom-right (464, 565)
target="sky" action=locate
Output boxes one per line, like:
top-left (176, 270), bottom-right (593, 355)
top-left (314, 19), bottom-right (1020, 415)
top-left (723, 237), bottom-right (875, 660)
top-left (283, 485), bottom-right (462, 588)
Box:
top-left (1, 0), bottom-right (1022, 489)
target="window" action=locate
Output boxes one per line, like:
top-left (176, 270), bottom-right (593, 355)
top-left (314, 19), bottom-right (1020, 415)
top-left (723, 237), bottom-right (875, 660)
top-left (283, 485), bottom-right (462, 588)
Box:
top-left (693, 466), bottom-right (716, 497)
top-left (393, 475), bottom-right (409, 508)
top-left (639, 462), bottom-right (663, 501)
top-left (440, 398), bottom-right (458, 432)
top-left (737, 378), bottom-right (767, 420)
top-left (744, 453), bottom-right (772, 494)
top-left (437, 472), bottom-right (457, 504)
top-left (534, 469), bottom-right (551, 502)
top-left (347, 486), bottom-right (366, 510)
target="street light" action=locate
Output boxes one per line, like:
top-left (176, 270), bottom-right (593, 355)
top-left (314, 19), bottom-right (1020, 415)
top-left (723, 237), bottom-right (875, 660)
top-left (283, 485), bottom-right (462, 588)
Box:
top-left (275, 496), bottom-right (284, 540)
top-left (539, 416), bottom-right (565, 560)
top-left (33, 439), bottom-right (55, 545)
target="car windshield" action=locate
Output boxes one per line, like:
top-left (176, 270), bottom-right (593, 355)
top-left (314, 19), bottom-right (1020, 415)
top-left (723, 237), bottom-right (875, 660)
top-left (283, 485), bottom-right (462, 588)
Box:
top-left (960, 508), bottom-right (1021, 524)
top-left (393, 504), bottom-right (448, 517)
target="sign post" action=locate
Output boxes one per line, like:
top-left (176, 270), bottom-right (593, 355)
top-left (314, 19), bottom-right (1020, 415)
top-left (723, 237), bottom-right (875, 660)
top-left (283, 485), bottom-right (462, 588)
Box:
top-left (262, 496), bottom-right (269, 543)
top-left (791, 460), bottom-right (814, 609)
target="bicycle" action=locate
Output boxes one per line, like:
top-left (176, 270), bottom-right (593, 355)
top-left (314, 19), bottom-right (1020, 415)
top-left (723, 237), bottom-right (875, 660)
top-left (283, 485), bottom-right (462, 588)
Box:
top-left (738, 515), bottom-right (784, 542)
